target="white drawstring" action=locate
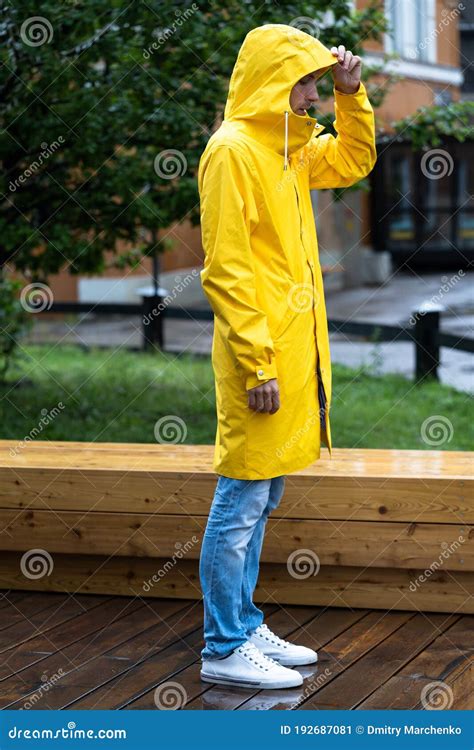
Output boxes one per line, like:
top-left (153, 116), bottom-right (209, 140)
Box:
top-left (283, 110), bottom-right (289, 170)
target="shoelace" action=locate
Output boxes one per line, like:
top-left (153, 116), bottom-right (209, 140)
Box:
top-left (236, 641), bottom-right (279, 671)
top-left (254, 623), bottom-right (290, 649)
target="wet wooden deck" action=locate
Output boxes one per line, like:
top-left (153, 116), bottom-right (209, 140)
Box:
top-left (0, 590), bottom-right (472, 710)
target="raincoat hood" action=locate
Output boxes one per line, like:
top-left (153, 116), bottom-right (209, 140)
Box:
top-left (223, 24), bottom-right (338, 169)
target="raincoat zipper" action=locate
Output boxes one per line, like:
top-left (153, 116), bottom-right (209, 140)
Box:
top-left (291, 163), bottom-right (331, 449)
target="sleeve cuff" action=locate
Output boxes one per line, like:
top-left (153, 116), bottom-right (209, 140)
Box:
top-left (245, 360), bottom-right (279, 390)
top-left (333, 81), bottom-right (367, 108)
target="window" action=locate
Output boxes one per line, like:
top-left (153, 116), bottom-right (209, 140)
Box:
top-left (371, 140), bottom-right (474, 260)
top-left (385, 0), bottom-right (437, 63)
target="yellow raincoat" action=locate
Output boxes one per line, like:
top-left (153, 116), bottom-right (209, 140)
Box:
top-left (198, 24), bottom-right (376, 479)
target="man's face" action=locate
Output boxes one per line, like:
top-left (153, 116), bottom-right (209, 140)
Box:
top-left (289, 67), bottom-right (331, 116)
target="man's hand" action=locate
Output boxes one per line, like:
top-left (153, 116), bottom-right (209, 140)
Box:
top-left (330, 44), bottom-right (361, 95)
top-left (247, 378), bottom-right (280, 414)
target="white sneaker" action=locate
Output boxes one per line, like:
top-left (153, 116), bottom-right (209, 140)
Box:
top-left (201, 640), bottom-right (303, 689)
top-left (249, 623), bottom-right (318, 666)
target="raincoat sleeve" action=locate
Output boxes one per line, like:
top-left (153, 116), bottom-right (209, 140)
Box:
top-left (199, 144), bottom-right (279, 391)
top-left (306, 81), bottom-right (377, 189)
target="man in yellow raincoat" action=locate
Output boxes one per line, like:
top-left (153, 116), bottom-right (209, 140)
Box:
top-left (198, 24), bottom-right (377, 689)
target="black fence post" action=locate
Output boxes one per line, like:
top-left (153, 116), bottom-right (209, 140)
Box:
top-left (412, 303), bottom-right (444, 382)
top-left (141, 293), bottom-right (165, 350)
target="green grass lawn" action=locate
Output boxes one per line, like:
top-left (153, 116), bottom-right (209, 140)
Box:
top-left (1, 345), bottom-right (472, 450)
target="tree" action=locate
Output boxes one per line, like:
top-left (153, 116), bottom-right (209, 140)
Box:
top-left (0, 0), bottom-right (388, 282)
top-left (389, 101), bottom-right (474, 149)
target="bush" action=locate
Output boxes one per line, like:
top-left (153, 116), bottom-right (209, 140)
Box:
top-left (0, 276), bottom-right (32, 380)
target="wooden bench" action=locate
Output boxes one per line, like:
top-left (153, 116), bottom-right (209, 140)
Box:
top-left (0, 441), bottom-right (472, 613)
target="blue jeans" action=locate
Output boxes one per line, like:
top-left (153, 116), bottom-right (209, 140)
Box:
top-left (199, 474), bottom-right (286, 660)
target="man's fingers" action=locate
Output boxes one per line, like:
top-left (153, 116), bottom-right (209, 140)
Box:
top-left (343, 51), bottom-right (353, 69)
top-left (247, 379), bottom-right (280, 413)
top-left (248, 390), bottom-right (255, 410)
top-left (254, 389), bottom-right (264, 412)
top-left (269, 388), bottom-right (280, 414)
top-left (332, 44), bottom-right (356, 66)
top-left (264, 388), bottom-right (275, 413)
top-left (348, 55), bottom-right (361, 72)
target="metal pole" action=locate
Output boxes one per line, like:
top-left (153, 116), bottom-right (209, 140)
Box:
top-left (141, 233), bottom-right (164, 351)
top-left (412, 302), bottom-right (444, 382)
top-left (142, 293), bottom-right (164, 350)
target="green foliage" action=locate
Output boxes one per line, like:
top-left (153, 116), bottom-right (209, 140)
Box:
top-left (391, 101), bottom-right (474, 149)
top-left (0, 0), bottom-right (387, 280)
top-left (0, 274), bottom-right (32, 379)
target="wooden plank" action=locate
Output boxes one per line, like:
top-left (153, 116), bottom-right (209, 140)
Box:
top-left (237, 613), bottom-right (459, 711)
top-left (1, 470), bottom-right (471, 525)
top-left (1, 553), bottom-right (472, 613)
top-left (0, 593), bottom-right (110, 652)
top-left (357, 616), bottom-right (474, 710)
top-left (445, 661), bottom-right (473, 710)
top-left (67, 627), bottom-right (204, 710)
top-left (0, 591), bottom-right (29, 609)
top-left (1, 599), bottom-right (190, 709)
top-left (0, 597), bottom-right (143, 680)
top-left (1, 442), bottom-right (472, 524)
top-left (0, 591), bottom-right (92, 632)
top-left (1, 509), bottom-right (471, 571)
top-left (300, 613), bottom-right (461, 709)
top-left (5, 601), bottom-right (205, 710)
top-left (1, 442), bottom-right (471, 477)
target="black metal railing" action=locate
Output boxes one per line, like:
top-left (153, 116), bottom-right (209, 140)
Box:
top-left (44, 297), bottom-right (473, 382)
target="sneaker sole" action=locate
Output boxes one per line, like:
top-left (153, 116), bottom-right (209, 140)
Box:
top-left (275, 654), bottom-right (318, 666)
top-left (200, 671), bottom-right (302, 690)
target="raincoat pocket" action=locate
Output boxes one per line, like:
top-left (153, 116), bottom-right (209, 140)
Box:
top-left (269, 276), bottom-right (305, 341)
top-left (273, 315), bottom-right (317, 395)
top-left (272, 305), bottom-right (297, 341)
